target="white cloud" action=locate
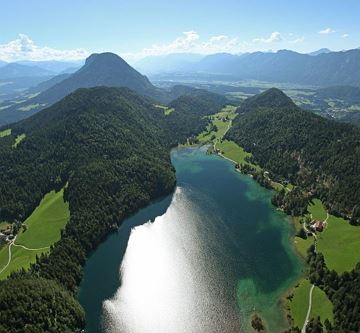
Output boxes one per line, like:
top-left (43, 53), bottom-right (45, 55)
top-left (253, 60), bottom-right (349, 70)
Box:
top-left (342, 33), bottom-right (349, 38)
top-left (123, 31), bottom-right (247, 61)
top-left (140, 31), bottom-right (200, 57)
top-left (122, 30), bottom-right (316, 62)
top-left (0, 34), bottom-right (88, 62)
top-left (318, 28), bottom-right (336, 34)
top-left (253, 32), bottom-right (282, 43)
top-left (289, 37), bottom-right (305, 44)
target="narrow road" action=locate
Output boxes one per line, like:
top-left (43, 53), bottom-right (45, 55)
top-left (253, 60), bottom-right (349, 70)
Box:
top-left (13, 243), bottom-right (50, 251)
top-left (0, 235), bottom-right (49, 276)
top-left (302, 284), bottom-right (315, 333)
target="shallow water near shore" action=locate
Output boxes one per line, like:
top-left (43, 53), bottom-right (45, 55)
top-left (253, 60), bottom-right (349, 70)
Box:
top-left (79, 146), bottom-right (302, 332)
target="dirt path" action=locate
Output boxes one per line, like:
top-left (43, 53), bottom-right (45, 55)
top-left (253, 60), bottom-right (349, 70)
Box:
top-left (13, 243), bottom-right (50, 251)
top-left (302, 284), bottom-right (315, 333)
top-left (0, 236), bottom-right (49, 276)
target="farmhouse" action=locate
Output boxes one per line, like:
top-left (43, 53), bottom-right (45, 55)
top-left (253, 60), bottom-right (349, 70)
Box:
top-left (310, 219), bottom-right (324, 232)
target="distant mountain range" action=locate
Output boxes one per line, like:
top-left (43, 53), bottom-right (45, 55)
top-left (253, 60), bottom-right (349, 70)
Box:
top-left (135, 53), bottom-right (204, 74)
top-left (140, 49), bottom-right (360, 87)
top-left (0, 63), bottom-right (55, 79)
top-left (15, 60), bottom-right (84, 74)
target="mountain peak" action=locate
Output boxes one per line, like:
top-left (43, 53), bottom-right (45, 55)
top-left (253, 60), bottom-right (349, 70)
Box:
top-left (84, 52), bottom-right (127, 66)
top-left (308, 48), bottom-right (332, 56)
top-left (240, 88), bottom-right (296, 113)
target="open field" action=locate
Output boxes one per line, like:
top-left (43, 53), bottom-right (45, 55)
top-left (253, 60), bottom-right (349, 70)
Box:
top-left (216, 139), bottom-right (254, 165)
top-left (0, 128), bottom-right (11, 138)
top-left (197, 105), bottom-right (237, 143)
top-left (0, 188), bottom-right (69, 280)
top-left (308, 199), bottom-right (327, 220)
top-left (0, 245), bottom-right (10, 271)
top-left (293, 199), bottom-right (360, 273)
top-left (290, 279), bottom-right (333, 330)
top-left (317, 214), bottom-right (360, 273)
top-left (13, 133), bottom-right (26, 148)
top-left (294, 235), bottom-right (314, 258)
top-left (153, 104), bottom-right (175, 115)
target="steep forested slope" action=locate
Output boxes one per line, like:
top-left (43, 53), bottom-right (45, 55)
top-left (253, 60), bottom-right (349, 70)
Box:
top-left (227, 88), bottom-right (360, 219)
top-left (0, 86), bottom-right (225, 332)
top-left (0, 87), bottom-right (175, 332)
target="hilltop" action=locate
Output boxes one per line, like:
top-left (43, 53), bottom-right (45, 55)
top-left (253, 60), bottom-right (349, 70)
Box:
top-left (227, 88), bottom-right (360, 218)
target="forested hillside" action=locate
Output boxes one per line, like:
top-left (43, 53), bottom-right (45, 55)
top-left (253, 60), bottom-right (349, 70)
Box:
top-left (163, 88), bottom-right (227, 145)
top-left (226, 88), bottom-right (360, 220)
top-left (0, 86), bottom-right (224, 332)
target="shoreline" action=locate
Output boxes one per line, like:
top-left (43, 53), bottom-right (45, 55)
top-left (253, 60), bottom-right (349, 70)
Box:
top-left (189, 144), bottom-right (305, 332)
top-left (210, 146), bottom-right (307, 331)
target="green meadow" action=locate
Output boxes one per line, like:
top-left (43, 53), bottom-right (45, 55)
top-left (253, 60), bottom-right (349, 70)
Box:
top-left (216, 139), bottom-right (253, 165)
top-left (293, 198), bottom-right (360, 274)
top-left (153, 104), bottom-right (175, 115)
top-left (0, 128), bottom-right (11, 138)
top-left (13, 133), bottom-right (26, 148)
top-left (308, 199), bottom-right (327, 220)
top-left (317, 214), bottom-right (360, 274)
top-left (0, 188), bottom-right (69, 280)
top-left (290, 279), bottom-right (333, 330)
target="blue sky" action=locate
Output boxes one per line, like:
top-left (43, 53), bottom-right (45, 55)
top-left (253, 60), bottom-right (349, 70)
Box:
top-left (0, 0), bottom-right (359, 62)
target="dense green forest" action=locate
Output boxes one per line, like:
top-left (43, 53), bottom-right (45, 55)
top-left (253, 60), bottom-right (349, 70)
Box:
top-left (164, 89), bottom-right (227, 145)
top-left (226, 88), bottom-right (360, 221)
top-left (0, 86), bottom-right (225, 332)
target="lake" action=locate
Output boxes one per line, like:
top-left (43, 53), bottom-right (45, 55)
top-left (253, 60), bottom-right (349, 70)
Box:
top-left (79, 146), bottom-right (302, 332)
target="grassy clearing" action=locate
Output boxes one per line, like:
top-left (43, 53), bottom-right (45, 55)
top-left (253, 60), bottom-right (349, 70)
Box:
top-left (294, 236), bottom-right (314, 258)
top-left (217, 140), bottom-right (251, 163)
top-left (153, 104), bottom-right (175, 115)
top-left (293, 199), bottom-right (360, 273)
top-left (197, 105), bottom-right (237, 143)
top-left (0, 188), bottom-right (69, 280)
top-left (317, 214), bottom-right (360, 274)
top-left (349, 105), bottom-right (360, 111)
top-left (290, 279), bottom-right (333, 330)
top-left (0, 128), bottom-right (11, 138)
top-left (16, 188), bottom-right (69, 248)
top-left (0, 244), bottom-right (10, 272)
top-left (0, 245), bottom-right (46, 280)
top-left (308, 199), bottom-right (327, 220)
top-left (12, 133), bottom-right (26, 148)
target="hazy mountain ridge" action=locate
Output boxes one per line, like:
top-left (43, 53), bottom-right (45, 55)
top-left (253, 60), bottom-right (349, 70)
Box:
top-left (0, 63), bottom-right (55, 79)
top-left (140, 49), bottom-right (360, 86)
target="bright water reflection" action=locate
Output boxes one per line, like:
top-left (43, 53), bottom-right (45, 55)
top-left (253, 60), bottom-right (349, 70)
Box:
top-left (102, 188), bottom-right (243, 333)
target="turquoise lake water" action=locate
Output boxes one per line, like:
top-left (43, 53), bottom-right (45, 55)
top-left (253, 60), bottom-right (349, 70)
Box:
top-left (79, 147), bottom-right (302, 332)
